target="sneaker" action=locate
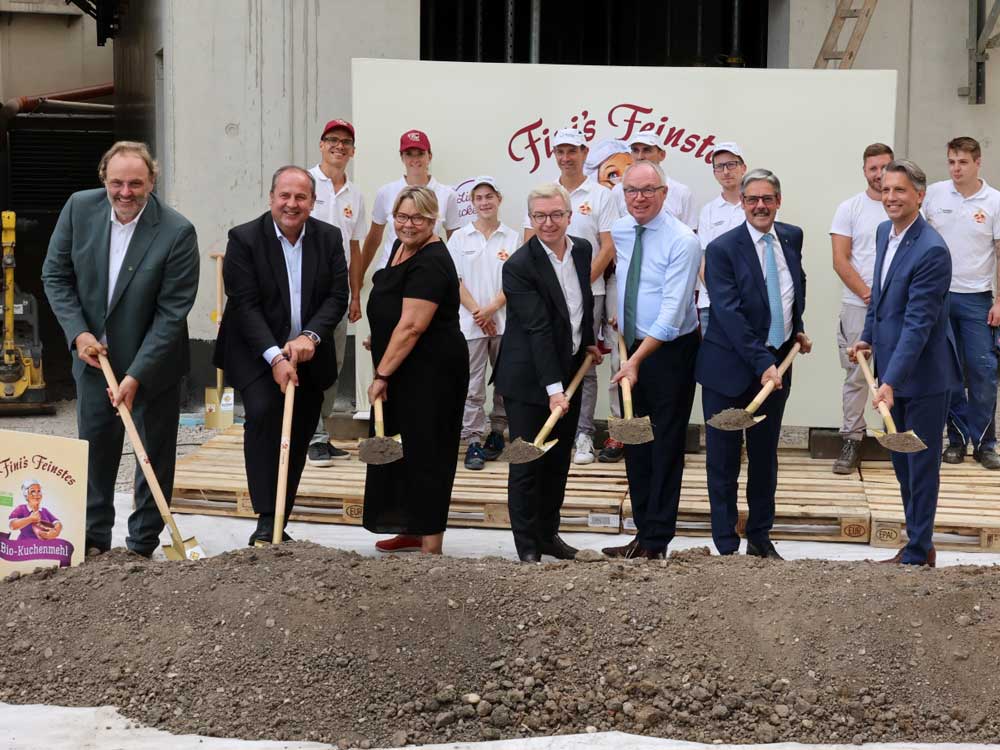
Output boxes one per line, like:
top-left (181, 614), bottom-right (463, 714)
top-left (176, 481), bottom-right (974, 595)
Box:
top-left (573, 433), bottom-right (595, 465)
top-left (464, 442), bottom-right (486, 470)
top-left (482, 430), bottom-right (505, 461)
top-left (942, 444), bottom-right (966, 464)
top-left (598, 437), bottom-right (624, 463)
top-left (375, 534), bottom-right (423, 553)
top-left (307, 442), bottom-right (349, 467)
top-left (832, 439), bottom-right (861, 474)
top-left (974, 447), bottom-right (1000, 470)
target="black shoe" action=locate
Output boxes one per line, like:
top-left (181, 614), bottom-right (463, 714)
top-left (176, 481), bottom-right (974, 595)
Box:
top-left (974, 448), bottom-right (1000, 470)
top-left (538, 534), bottom-right (578, 560)
top-left (85, 546), bottom-right (108, 558)
top-left (519, 551), bottom-right (542, 563)
top-left (248, 529), bottom-right (293, 546)
top-left (307, 441), bottom-right (349, 467)
top-left (602, 538), bottom-right (639, 558)
top-left (943, 444), bottom-right (966, 464)
top-left (127, 547), bottom-right (154, 559)
top-left (464, 442), bottom-right (486, 470)
top-left (598, 438), bottom-right (625, 463)
top-left (746, 539), bottom-right (784, 560)
top-left (482, 430), bottom-right (505, 461)
top-left (832, 439), bottom-right (861, 474)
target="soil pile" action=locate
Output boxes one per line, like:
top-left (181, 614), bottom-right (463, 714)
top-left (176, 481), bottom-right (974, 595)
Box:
top-left (2, 544), bottom-right (999, 748)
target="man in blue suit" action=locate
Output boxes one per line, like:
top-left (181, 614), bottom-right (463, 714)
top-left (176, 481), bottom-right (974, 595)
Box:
top-left (696, 169), bottom-right (812, 559)
top-left (850, 159), bottom-right (961, 567)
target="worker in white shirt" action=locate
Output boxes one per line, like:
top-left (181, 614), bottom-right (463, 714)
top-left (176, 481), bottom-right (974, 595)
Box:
top-left (696, 141), bottom-right (747, 336)
top-left (924, 136), bottom-right (1000, 470)
top-left (448, 177), bottom-right (519, 470)
top-left (305, 119), bottom-right (367, 466)
top-left (523, 128), bottom-right (617, 465)
top-left (828, 142), bottom-right (893, 475)
top-left (612, 132), bottom-right (698, 230)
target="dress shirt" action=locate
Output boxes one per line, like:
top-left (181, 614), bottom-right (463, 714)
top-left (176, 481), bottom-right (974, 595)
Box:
top-left (745, 221), bottom-right (794, 345)
top-left (263, 221), bottom-right (319, 365)
top-left (101, 201), bottom-right (148, 345)
top-left (881, 216), bottom-right (918, 290)
top-left (540, 236), bottom-right (584, 395)
top-left (612, 211), bottom-right (701, 342)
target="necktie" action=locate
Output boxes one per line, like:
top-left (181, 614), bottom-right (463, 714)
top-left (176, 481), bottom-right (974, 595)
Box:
top-left (764, 234), bottom-right (785, 349)
top-left (623, 225), bottom-right (646, 349)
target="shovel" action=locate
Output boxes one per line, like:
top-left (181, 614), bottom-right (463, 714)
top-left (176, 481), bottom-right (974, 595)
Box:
top-left (706, 342), bottom-right (802, 431)
top-left (86, 346), bottom-right (206, 561)
top-left (204, 253), bottom-right (235, 429)
top-left (856, 352), bottom-right (927, 453)
top-left (271, 382), bottom-right (296, 544)
top-left (359, 397), bottom-right (403, 465)
top-left (607, 338), bottom-right (654, 445)
top-left (499, 354), bottom-right (594, 464)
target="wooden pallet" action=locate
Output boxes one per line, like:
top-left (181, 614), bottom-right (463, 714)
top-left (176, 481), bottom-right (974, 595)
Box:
top-left (171, 427), bottom-right (626, 533)
top-left (621, 452), bottom-right (870, 543)
top-left (862, 463), bottom-right (1000, 552)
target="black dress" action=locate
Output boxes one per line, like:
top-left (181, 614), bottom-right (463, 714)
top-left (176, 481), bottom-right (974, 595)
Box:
top-left (364, 239), bottom-right (469, 535)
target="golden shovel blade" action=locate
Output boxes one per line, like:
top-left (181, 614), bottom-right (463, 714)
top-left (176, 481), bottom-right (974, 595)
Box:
top-left (358, 434), bottom-right (403, 465)
top-left (872, 429), bottom-right (927, 454)
top-left (706, 408), bottom-right (767, 432)
top-left (498, 438), bottom-right (559, 464)
top-left (163, 537), bottom-right (207, 561)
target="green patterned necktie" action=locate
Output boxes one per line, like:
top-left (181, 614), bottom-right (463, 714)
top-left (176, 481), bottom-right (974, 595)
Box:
top-left (623, 224), bottom-right (646, 348)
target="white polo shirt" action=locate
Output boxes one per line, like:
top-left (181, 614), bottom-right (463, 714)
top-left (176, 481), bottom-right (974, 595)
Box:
top-left (924, 179), bottom-right (1000, 294)
top-left (696, 194), bottom-right (745, 309)
top-left (829, 191), bottom-right (888, 307)
top-left (447, 221), bottom-right (520, 340)
top-left (308, 165), bottom-right (366, 267)
top-left (612, 176), bottom-right (698, 230)
top-left (371, 176), bottom-right (462, 269)
top-left (523, 176), bottom-right (616, 295)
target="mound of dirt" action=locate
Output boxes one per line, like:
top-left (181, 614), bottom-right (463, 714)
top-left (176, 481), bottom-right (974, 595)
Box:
top-left (2, 544), bottom-right (999, 748)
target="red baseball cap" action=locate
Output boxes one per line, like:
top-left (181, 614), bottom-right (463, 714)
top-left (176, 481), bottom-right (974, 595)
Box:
top-left (321, 119), bottom-right (355, 139)
top-left (399, 129), bottom-right (431, 152)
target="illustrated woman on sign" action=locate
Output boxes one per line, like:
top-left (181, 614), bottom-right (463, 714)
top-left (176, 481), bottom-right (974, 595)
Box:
top-left (8, 479), bottom-right (62, 541)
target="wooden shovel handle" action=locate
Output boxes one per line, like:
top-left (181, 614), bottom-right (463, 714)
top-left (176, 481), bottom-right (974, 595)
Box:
top-left (855, 351), bottom-right (898, 433)
top-left (617, 337), bottom-right (634, 420)
top-left (86, 347), bottom-right (186, 551)
top-left (746, 342), bottom-right (801, 415)
top-left (272, 382), bottom-right (296, 545)
top-left (214, 254), bottom-right (224, 328)
top-left (373, 397), bottom-right (386, 438)
top-left (533, 354), bottom-right (594, 447)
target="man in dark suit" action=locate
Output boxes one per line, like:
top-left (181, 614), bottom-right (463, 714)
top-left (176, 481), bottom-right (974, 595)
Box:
top-left (850, 159), bottom-right (961, 567)
top-left (214, 166), bottom-right (349, 545)
top-left (494, 183), bottom-right (604, 563)
top-left (695, 168), bottom-right (811, 560)
top-left (43, 141), bottom-right (199, 557)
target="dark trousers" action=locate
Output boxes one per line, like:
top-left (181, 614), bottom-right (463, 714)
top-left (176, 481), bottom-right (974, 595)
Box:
top-left (505, 388), bottom-right (582, 559)
top-left (947, 291), bottom-right (998, 452)
top-left (703, 371), bottom-right (790, 555)
top-left (240, 375), bottom-right (324, 528)
top-left (623, 331), bottom-right (699, 552)
top-left (76, 366), bottom-right (179, 555)
top-left (890, 390), bottom-right (948, 563)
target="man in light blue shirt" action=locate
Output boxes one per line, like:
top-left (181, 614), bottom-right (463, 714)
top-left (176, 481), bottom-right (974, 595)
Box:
top-left (601, 161), bottom-right (702, 559)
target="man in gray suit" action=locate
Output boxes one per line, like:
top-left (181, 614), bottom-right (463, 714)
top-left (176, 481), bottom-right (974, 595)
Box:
top-left (43, 141), bottom-right (199, 557)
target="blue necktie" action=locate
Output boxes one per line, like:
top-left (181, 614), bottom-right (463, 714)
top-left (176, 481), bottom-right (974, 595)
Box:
top-left (764, 234), bottom-right (785, 349)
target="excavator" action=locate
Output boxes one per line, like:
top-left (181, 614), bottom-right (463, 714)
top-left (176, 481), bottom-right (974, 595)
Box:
top-left (1, 211), bottom-right (50, 413)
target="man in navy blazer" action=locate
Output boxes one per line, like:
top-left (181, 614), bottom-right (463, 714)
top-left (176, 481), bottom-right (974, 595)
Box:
top-left (695, 169), bottom-right (812, 559)
top-left (850, 159), bottom-right (961, 567)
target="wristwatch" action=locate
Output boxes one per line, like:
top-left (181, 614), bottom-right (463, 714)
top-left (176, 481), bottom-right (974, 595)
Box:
top-left (302, 330), bottom-right (321, 345)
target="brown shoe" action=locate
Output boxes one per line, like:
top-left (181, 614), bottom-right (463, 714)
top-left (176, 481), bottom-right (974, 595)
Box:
top-left (877, 546), bottom-right (936, 566)
top-left (878, 548), bottom-right (904, 564)
top-left (602, 538), bottom-right (639, 558)
top-left (628, 544), bottom-right (667, 560)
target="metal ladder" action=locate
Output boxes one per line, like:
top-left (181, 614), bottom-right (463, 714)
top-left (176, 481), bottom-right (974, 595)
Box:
top-left (814, 0), bottom-right (879, 69)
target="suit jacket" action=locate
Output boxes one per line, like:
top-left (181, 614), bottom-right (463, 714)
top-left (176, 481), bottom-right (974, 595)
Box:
top-left (861, 214), bottom-right (961, 397)
top-left (493, 235), bottom-right (595, 407)
top-left (213, 213), bottom-right (349, 391)
top-left (695, 221), bottom-right (806, 397)
top-left (42, 188), bottom-right (200, 396)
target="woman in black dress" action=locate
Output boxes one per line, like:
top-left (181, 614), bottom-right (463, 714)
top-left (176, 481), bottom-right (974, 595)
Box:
top-left (364, 186), bottom-right (469, 554)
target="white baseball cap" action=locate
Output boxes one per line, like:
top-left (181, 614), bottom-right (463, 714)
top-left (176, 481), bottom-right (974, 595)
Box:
top-left (470, 175), bottom-right (500, 193)
top-left (552, 128), bottom-right (586, 147)
top-left (626, 132), bottom-right (662, 149)
top-left (712, 141), bottom-right (743, 158)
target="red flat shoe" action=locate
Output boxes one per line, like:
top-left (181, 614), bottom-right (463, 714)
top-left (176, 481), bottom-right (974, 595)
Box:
top-left (375, 534), bottom-right (423, 553)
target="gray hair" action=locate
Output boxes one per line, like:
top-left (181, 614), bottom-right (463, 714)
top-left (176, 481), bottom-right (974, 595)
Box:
top-left (270, 165), bottom-right (316, 197)
top-left (884, 159), bottom-right (927, 193)
top-left (21, 478), bottom-right (41, 498)
top-left (740, 168), bottom-right (781, 198)
top-left (622, 160), bottom-right (666, 187)
top-left (527, 183), bottom-right (572, 212)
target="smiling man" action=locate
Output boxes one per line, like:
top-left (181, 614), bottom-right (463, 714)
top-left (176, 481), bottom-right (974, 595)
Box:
top-left (43, 141), bottom-right (199, 558)
top-left (214, 166), bottom-right (349, 545)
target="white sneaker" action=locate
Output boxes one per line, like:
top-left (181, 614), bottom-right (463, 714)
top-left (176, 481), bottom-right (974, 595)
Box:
top-left (573, 433), bottom-right (595, 465)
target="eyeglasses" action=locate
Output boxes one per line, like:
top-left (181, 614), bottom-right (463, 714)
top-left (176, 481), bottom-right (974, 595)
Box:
top-left (322, 136), bottom-right (355, 148)
top-left (529, 210), bottom-right (570, 224)
top-left (743, 195), bottom-right (777, 206)
top-left (393, 213), bottom-right (431, 226)
top-left (622, 186), bottom-right (665, 198)
top-left (712, 160), bottom-right (742, 173)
